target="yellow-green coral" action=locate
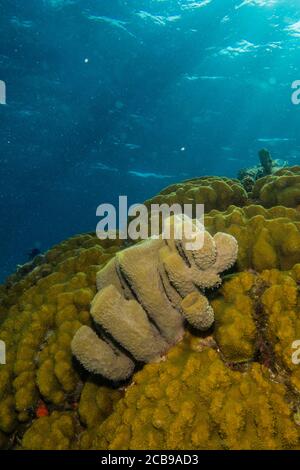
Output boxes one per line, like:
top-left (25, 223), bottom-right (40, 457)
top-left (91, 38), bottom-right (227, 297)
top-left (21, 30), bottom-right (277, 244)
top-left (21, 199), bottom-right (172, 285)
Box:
top-left (205, 204), bottom-right (300, 271)
top-left (145, 176), bottom-right (248, 213)
top-left (78, 383), bottom-right (122, 449)
top-left (20, 384), bottom-right (122, 450)
top-left (92, 338), bottom-right (300, 450)
top-left (0, 234), bottom-right (123, 447)
top-left (213, 266), bottom-right (300, 394)
top-left (3, 172), bottom-right (300, 450)
top-left (212, 272), bottom-right (257, 362)
top-left (252, 166), bottom-right (300, 208)
top-left (260, 266), bottom-right (300, 392)
top-left (22, 411), bottom-right (76, 450)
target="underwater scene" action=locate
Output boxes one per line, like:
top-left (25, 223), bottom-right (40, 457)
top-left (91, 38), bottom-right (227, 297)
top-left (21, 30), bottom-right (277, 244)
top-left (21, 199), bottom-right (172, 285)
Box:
top-left (2, 0), bottom-right (300, 452)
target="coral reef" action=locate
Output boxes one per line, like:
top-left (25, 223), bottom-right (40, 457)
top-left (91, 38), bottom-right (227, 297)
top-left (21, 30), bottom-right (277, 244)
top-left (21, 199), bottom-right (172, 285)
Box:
top-left (205, 204), bottom-right (300, 271)
top-left (22, 412), bottom-right (76, 450)
top-left (0, 233), bottom-right (123, 448)
top-left (238, 149), bottom-right (287, 190)
top-left (144, 176), bottom-right (248, 213)
top-left (260, 267), bottom-right (300, 392)
top-left (71, 218), bottom-right (238, 381)
top-left (91, 339), bottom-right (300, 450)
top-left (212, 265), bottom-right (300, 395)
top-left (212, 272), bottom-right (257, 363)
top-left (252, 166), bottom-right (300, 208)
top-left (21, 384), bottom-right (122, 450)
top-left (86, 266), bottom-right (300, 450)
top-left (2, 167), bottom-right (300, 450)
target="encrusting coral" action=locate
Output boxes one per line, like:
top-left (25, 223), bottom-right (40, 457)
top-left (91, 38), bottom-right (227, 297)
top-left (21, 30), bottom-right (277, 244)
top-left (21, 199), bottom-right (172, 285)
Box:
top-left (91, 339), bottom-right (300, 450)
top-left (0, 233), bottom-right (123, 448)
top-left (252, 166), bottom-right (300, 208)
top-left (21, 411), bottom-right (76, 450)
top-left (18, 265), bottom-right (300, 450)
top-left (144, 176), bottom-right (248, 213)
top-left (204, 204), bottom-right (300, 271)
top-left (71, 216), bottom-right (238, 381)
top-left (2, 167), bottom-right (300, 450)
top-left (212, 271), bottom-right (257, 363)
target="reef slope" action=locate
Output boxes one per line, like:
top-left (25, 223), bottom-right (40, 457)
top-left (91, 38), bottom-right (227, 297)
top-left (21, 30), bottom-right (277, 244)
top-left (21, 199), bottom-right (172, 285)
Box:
top-left (1, 170), bottom-right (300, 449)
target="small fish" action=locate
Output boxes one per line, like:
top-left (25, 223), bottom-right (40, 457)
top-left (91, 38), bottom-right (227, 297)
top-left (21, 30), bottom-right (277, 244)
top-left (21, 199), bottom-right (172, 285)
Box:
top-left (27, 248), bottom-right (41, 261)
top-left (36, 400), bottom-right (49, 418)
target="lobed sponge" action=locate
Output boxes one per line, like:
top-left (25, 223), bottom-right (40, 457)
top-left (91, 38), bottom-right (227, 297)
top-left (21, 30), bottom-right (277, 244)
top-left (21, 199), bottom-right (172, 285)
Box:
top-left (71, 217), bottom-right (238, 381)
top-left (90, 285), bottom-right (168, 363)
top-left (181, 292), bottom-right (214, 330)
top-left (72, 326), bottom-right (135, 381)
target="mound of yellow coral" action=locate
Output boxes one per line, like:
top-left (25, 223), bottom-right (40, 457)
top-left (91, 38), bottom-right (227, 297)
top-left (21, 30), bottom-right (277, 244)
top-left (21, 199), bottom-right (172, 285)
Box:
top-left (2, 170), bottom-right (300, 450)
top-left (145, 176), bottom-right (248, 213)
top-left (2, 258), bottom-right (300, 450)
top-left (252, 166), bottom-right (300, 208)
top-left (79, 266), bottom-right (300, 450)
top-left (91, 341), bottom-right (299, 450)
top-left (0, 234), bottom-right (123, 448)
top-left (205, 205), bottom-right (300, 271)
top-left (212, 272), bottom-right (257, 363)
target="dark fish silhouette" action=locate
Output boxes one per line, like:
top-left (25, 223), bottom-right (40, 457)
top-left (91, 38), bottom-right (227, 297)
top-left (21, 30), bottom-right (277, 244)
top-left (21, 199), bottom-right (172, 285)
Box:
top-left (27, 248), bottom-right (41, 261)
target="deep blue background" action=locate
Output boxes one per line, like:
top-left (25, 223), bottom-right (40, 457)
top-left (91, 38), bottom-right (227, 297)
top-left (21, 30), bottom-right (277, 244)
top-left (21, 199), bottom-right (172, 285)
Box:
top-left (1, 0), bottom-right (300, 281)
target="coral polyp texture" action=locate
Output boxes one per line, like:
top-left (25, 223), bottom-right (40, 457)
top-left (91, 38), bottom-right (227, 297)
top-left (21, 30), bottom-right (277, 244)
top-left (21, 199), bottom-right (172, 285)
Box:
top-left (204, 204), bottom-right (300, 271)
top-left (252, 166), bottom-right (300, 208)
top-left (71, 218), bottom-right (238, 381)
top-left (144, 176), bottom-right (248, 213)
top-left (92, 340), bottom-right (300, 450)
top-left (0, 234), bottom-right (123, 449)
top-left (2, 168), bottom-right (300, 450)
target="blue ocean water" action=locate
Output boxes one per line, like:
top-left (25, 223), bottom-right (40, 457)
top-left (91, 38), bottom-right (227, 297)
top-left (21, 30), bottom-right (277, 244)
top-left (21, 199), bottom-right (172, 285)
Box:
top-left (0, 0), bottom-right (300, 282)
